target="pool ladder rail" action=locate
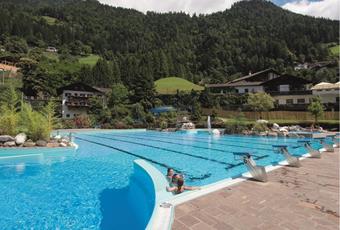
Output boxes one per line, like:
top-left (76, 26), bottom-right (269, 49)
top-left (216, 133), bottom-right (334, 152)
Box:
top-left (297, 140), bottom-right (321, 158)
top-left (272, 145), bottom-right (301, 168)
top-left (233, 152), bottom-right (268, 183)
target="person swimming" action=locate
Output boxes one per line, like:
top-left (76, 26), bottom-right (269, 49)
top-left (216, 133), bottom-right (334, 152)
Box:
top-left (166, 168), bottom-right (174, 181)
top-left (166, 177), bottom-right (200, 194)
top-left (171, 173), bottom-right (182, 186)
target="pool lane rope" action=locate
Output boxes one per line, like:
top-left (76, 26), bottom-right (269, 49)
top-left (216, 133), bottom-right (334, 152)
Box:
top-left (74, 136), bottom-right (211, 182)
top-left (85, 134), bottom-right (269, 171)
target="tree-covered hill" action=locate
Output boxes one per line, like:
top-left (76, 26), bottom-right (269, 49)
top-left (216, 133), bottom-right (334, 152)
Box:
top-left (0, 0), bottom-right (338, 94)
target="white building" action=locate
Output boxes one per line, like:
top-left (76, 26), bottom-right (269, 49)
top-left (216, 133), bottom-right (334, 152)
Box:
top-left (311, 82), bottom-right (340, 104)
top-left (206, 69), bottom-right (313, 106)
top-left (57, 83), bottom-right (106, 119)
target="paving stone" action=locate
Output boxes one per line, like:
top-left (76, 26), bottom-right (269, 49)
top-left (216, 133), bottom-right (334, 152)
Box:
top-left (178, 215), bottom-right (200, 227)
top-left (172, 220), bottom-right (190, 230)
top-left (173, 149), bottom-right (339, 230)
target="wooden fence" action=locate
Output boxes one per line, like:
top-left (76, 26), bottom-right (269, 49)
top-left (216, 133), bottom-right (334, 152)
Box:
top-left (202, 108), bottom-right (339, 121)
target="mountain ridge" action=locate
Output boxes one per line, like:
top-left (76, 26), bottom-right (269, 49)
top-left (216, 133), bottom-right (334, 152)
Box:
top-left (0, 0), bottom-right (338, 91)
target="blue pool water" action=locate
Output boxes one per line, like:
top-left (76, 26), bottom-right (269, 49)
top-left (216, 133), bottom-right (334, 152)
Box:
top-left (0, 130), bottom-right (324, 229)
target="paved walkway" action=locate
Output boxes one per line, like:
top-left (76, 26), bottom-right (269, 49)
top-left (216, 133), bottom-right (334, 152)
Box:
top-left (172, 150), bottom-right (339, 230)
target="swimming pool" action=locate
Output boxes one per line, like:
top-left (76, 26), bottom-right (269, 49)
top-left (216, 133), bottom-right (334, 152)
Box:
top-left (0, 130), bottom-right (323, 229)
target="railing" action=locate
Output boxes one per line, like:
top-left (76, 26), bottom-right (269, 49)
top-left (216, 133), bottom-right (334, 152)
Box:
top-left (267, 90), bottom-right (312, 96)
top-left (65, 101), bottom-right (90, 107)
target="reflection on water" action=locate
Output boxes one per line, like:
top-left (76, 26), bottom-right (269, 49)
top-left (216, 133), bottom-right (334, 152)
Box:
top-left (0, 149), bottom-right (76, 179)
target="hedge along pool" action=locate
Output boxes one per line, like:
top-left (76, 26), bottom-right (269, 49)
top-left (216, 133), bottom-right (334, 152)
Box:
top-left (0, 130), bottom-right (323, 229)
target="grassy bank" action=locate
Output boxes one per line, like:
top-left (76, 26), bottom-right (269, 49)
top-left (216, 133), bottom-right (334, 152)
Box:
top-left (155, 77), bottom-right (204, 95)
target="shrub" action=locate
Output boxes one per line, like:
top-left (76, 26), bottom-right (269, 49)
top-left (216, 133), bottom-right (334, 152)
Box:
top-left (224, 112), bottom-right (249, 134)
top-left (113, 121), bottom-right (128, 129)
top-left (0, 106), bottom-right (18, 136)
top-left (41, 101), bottom-right (59, 135)
top-left (160, 121), bottom-right (168, 130)
top-left (19, 103), bottom-right (50, 141)
top-left (74, 114), bottom-right (91, 128)
top-left (224, 121), bottom-right (248, 134)
top-left (252, 122), bottom-right (269, 133)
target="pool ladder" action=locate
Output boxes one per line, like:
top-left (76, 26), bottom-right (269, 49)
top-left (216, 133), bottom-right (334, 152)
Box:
top-left (272, 145), bottom-right (301, 167)
top-left (233, 152), bottom-right (268, 182)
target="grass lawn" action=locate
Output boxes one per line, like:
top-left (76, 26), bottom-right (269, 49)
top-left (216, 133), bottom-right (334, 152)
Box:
top-left (78, 54), bottom-right (100, 66)
top-left (43, 52), bottom-right (59, 61)
top-left (42, 16), bottom-right (58, 25)
top-left (155, 77), bottom-right (204, 95)
top-left (329, 45), bottom-right (340, 56)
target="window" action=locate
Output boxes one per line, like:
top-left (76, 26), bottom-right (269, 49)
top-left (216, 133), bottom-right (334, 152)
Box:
top-left (66, 114), bottom-right (70, 118)
top-left (297, 98), bottom-right (305, 104)
top-left (279, 85), bottom-right (290, 92)
top-left (286, 99), bottom-right (294, 104)
top-left (336, 97), bottom-right (339, 103)
top-left (74, 93), bottom-right (78, 96)
top-left (244, 88), bottom-right (249, 93)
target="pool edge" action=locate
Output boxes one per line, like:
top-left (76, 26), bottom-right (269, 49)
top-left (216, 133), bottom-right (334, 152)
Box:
top-left (133, 159), bottom-right (174, 230)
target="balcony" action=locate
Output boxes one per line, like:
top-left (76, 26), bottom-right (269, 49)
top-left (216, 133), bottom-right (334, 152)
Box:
top-left (267, 90), bottom-right (312, 96)
top-left (65, 99), bottom-right (90, 107)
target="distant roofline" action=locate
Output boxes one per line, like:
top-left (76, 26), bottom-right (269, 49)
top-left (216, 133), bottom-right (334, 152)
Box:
top-left (57, 82), bottom-right (103, 95)
top-left (206, 68), bottom-right (279, 88)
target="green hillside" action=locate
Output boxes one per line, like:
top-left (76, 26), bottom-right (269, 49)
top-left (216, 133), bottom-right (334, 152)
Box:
top-left (329, 45), bottom-right (340, 56)
top-left (155, 77), bottom-right (204, 95)
top-left (78, 54), bottom-right (100, 66)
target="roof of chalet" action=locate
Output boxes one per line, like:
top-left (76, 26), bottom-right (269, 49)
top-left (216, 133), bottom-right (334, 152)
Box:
top-left (263, 74), bottom-right (311, 86)
top-left (206, 69), bottom-right (278, 88)
top-left (57, 82), bottom-right (103, 95)
top-left (94, 87), bottom-right (111, 94)
top-left (311, 82), bottom-right (340, 90)
top-left (206, 69), bottom-right (308, 88)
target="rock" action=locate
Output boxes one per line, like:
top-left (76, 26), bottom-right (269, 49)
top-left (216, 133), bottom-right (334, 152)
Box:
top-left (15, 133), bottom-right (27, 145)
top-left (3, 141), bottom-right (16, 147)
top-left (0, 135), bottom-right (15, 143)
top-left (277, 132), bottom-right (286, 137)
top-left (259, 132), bottom-right (267, 136)
top-left (268, 132), bottom-right (278, 137)
top-left (59, 142), bottom-right (67, 147)
top-left (279, 127), bottom-right (288, 132)
top-left (49, 139), bottom-right (58, 143)
top-left (36, 140), bottom-right (47, 147)
top-left (288, 133), bottom-right (300, 138)
top-left (242, 130), bottom-right (250, 135)
top-left (47, 142), bottom-right (60, 148)
top-left (272, 123), bottom-right (280, 129)
top-left (23, 141), bottom-right (36, 147)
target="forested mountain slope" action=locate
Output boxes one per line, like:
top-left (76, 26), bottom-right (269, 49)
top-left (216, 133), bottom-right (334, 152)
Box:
top-left (0, 0), bottom-right (338, 93)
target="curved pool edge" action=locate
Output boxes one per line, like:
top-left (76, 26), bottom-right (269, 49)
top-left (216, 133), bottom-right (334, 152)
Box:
top-left (133, 159), bottom-right (174, 230)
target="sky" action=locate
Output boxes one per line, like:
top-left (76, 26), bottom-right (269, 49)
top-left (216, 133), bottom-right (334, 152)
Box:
top-left (98, 0), bottom-right (339, 20)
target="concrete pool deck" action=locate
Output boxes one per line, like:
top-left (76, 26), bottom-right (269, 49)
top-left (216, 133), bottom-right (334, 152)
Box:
top-left (172, 149), bottom-right (339, 230)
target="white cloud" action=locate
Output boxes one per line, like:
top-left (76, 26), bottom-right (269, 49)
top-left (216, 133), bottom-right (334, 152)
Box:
top-left (98, 0), bottom-right (241, 14)
top-left (98, 0), bottom-right (340, 19)
top-left (282, 0), bottom-right (339, 20)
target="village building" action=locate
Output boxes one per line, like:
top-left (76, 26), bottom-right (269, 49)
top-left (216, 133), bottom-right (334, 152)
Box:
top-left (206, 69), bottom-right (313, 106)
top-left (311, 82), bottom-right (340, 105)
top-left (57, 83), bottom-right (107, 119)
top-left (46, 46), bottom-right (58, 53)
